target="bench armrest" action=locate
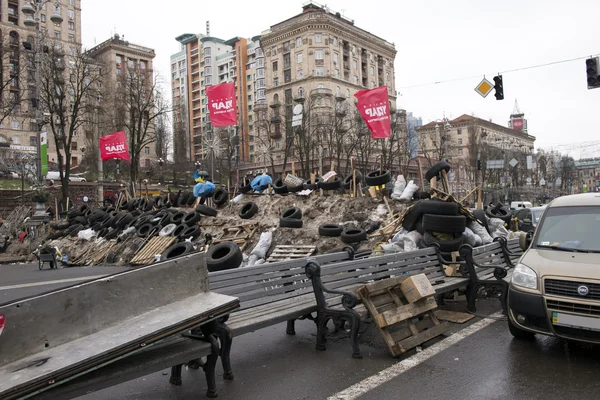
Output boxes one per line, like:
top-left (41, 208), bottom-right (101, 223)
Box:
top-left (493, 237), bottom-right (518, 267)
top-left (305, 261), bottom-right (358, 311)
top-left (459, 244), bottom-right (510, 280)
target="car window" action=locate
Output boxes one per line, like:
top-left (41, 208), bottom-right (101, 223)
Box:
top-left (535, 206), bottom-right (600, 252)
top-left (516, 209), bottom-right (528, 220)
top-left (532, 208), bottom-right (544, 223)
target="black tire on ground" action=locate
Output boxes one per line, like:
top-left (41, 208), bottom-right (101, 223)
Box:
top-left (419, 200), bottom-right (459, 216)
top-left (318, 176), bottom-right (342, 190)
top-left (365, 170), bottom-right (391, 187)
top-left (213, 189), bottom-right (229, 206)
top-left (79, 204), bottom-right (91, 213)
top-left (239, 202), bottom-right (259, 219)
top-left (48, 232), bottom-right (63, 240)
top-left (139, 198), bottom-right (152, 211)
top-left (508, 317), bottom-right (536, 340)
top-left (425, 161), bottom-right (451, 181)
top-left (73, 216), bottom-right (87, 226)
top-left (88, 211), bottom-right (106, 223)
top-left (97, 228), bottom-right (108, 238)
top-left (288, 183), bottom-right (304, 193)
top-left (187, 194), bottom-right (197, 206)
top-left (67, 209), bottom-right (82, 219)
top-left (183, 211), bottom-right (201, 225)
top-left (206, 241), bottom-right (243, 272)
top-left (273, 179), bottom-right (289, 194)
top-left (137, 223), bottom-right (155, 237)
top-left (101, 215), bottom-right (115, 229)
top-left (69, 225), bottom-right (84, 237)
top-left (159, 213), bottom-right (173, 227)
top-left (280, 217), bottom-right (303, 228)
top-left (104, 229), bottom-right (119, 240)
top-left (422, 214), bottom-right (467, 233)
top-left (303, 178), bottom-right (320, 191)
top-left (415, 218), bottom-right (425, 235)
top-left (116, 213), bottom-right (134, 229)
top-left (238, 178), bottom-right (252, 194)
top-left (173, 223), bottom-right (188, 237)
top-left (55, 221), bottom-right (71, 230)
top-left (180, 226), bottom-right (201, 240)
top-left (342, 172), bottom-right (364, 190)
top-left (401, 200), bottom-right (424, 231)
top-left (282, 207), bottom-right (302, 220)
top-left (160, 242), bottom-right (195, 261)
top-left (196, 204), bottom-right (218, 217)
top-left (486, 206), bottom-right (512, 224)
top-left (341, 228), bottom-right (368, 243)
top-left (133, 215), bottom-right (150, 228)
top-left (472, 209), bottom-right (491, 234)
top-left (91, 222), bottom-right (102, 231)
top-left (318, 224), bottom-right (343, 237)
top-left (171, 211), bottom-right (187, 224)
top-left (119, 200), bottom-right (130, 211)
top-left (413, 191), bottom-right (431, 200)
top-left (423, 232), bottom-right (465, 252)
top-left (178, 191), bottom-right (191, 207)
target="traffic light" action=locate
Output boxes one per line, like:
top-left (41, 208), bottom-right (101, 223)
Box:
top-left (586, 57), bottom-right (600, 89)
top-left (493, 75), bottom-right (504, 100)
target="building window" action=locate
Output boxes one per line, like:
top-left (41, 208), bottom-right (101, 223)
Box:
top-left (11, 135), bottom-right (21, 144)
top-left (204, 47), bottom-right (211, 56)
top-left (315, 33), bottom-right (322, 43)
top-left (332, 37), bottom-right (338, 46)
top-left (346, 88), bottom-right (350, 98)
top-left (69, 0), bottom-right (75, 5)
top-left (386, 72), bottom-right (390, 82)
top-left (458, 138), bottom-right (463, 145)
top-left (283, 53), bottom-right (291, 69)
top-left (333, 69), bottom-right (339, 78)
top-left (41, 14), bottom-right (46, 22)
top-left (11, 120), bottom-right (21, 130)
top-left (68, 21), bottom-right (74, 30)
top-left (297, 53), bottom-right (303, 64)
top-left (333, 53), bottom-right (338, 64)
top-left (247, 84), bottom-right (252, 90)
top-left (316, 67), bottom-right (324, 76)
top-left (248, 94), bottom-right (252, 101)
top-left (71, 157), bottom-right (78, 166)
top-left (370, 66), bottom-right (374, 76)
top-left (296, 37), bottom-right (302, 48)
top-left (54, 31), bottom-right (61, 39)
top-left (272, 61), bottom-right (278, 71)
top-left (298, 87), bottom-right (304, 98)
top-left (317, 84), bottom-right (324, 89)
top-left (297, 69), bottom-right (303, 79)
top-left (273, 77), bottom-right (279, 87)
top-left (68, 34), bottom-right (75, 42)
top-left (30, 136), bottom-right (37, 146)
top-left (71, 142), bottom-right (78, 150)
top-left (116, 55), bottom-right (122, 65)
top-left (144, 146), bottom-right (150, 154)
top-left (353, 60), bottom-right (358, 70)
top-left (284, 69), bottom-right (291, 83)
top-left (315, 49), bottom-right (323, 60)
top-left (457, 129), bottom-right (462, 135)
top-left (68, 9), bottom-right (75, 19)
top-left (353, 75), bottom-right (358, 84)
top-left (140, 61), bottom-right (146, 69)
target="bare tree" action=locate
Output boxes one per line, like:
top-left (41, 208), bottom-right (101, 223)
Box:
top-left (172, 100), bottom-right (189, 162)
top-left (38, 44), bottom-right (104, 201)
top-left (106, 68), bottom-right (170, 189)
top-left (418, 123), bottom-right (453, 167)
top-left (154, 111), bottom-right (170, 160)
top-left (0, 30), bottom-right (30, 128)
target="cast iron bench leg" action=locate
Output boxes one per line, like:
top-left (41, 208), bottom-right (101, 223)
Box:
top-left (315, 312), bottom-right (327, 351)
top-left (215, 320), bottom-right (234, 380)
top-left (286, 319), bottom-right (296, 335)
top-left (349, 312), bottom-right (362, 359)
top-left (203, 335), bottom-right (220, 398)
top-left (466, 282), bottom-right (479, 312)
top-left (169, 364), bottom-right (183, 386)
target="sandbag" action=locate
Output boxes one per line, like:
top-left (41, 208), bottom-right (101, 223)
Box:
top-left (251, 174), bottom-right (273, 191)
top-left (463, 227), bottom-right (483, 247)
top-left (390, 175), bottom-right (407, 200)
top-left (250, 231), bottom-right (272, 259)
top-left (193, 181), bottom-right (215, 197)
top-left (399, 180), bottom-right (419, 202)
top-left (468, 221), bottom-right (493, 245)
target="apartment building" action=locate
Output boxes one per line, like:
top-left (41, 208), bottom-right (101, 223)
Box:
top-left (86, 34), bottom-right (158, 168)
top-left (0, 0), bottom-right (82, 165)
top-left (258, 2), bottom-right (397, 160)
top-left (575, 158), bottom-right (600, 192)
top-left (174, 32), bottom-right (262, 162)
top-left (171, 45), bottom-right (189, 161)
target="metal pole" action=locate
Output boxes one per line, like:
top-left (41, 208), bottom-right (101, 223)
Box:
top-left (97, 106), bottom-right (104, 204)
top-left (34, 2), bottom-right (43, 185)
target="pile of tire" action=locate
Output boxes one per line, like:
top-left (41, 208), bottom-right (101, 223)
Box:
top-left (280, 207), bottom-right (303, 228)
top-left (484, 202), bottom-right (512, 225)
top-left (318, 224), bottom-right (368, 244)
top-left (402, 199), bottom-right (466, 255)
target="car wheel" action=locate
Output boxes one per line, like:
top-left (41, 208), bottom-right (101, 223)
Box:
top-left (508, 317), bottom-right (536, 340)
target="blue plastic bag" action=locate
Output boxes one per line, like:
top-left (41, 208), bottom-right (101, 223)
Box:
top-left (251, 174), bottom-right (272, 191)
top-left (193, 181), bottom-right (215, 197)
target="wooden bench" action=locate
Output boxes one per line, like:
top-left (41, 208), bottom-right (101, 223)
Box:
top-left (305, 238), bottom-right (523, 357)
top-left (206, 247), bottom-right (356, 380)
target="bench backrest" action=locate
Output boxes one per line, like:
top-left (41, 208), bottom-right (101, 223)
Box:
top-left (0, 252), bottom-right (210, 366)
top-left (208, 249), bottom-right (353, 311)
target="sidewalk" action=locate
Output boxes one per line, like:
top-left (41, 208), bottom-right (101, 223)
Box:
top-left (0, 255), bottom-right (26, 264)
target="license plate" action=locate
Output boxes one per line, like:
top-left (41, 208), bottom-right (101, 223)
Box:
top-left (552, 312), bottom-right (600, 331)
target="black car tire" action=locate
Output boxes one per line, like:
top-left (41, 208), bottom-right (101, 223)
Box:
top-left (239, 202), bottom-right (259, 219)
top-left (137, 223), bottom-right (155, 238)
top-left (104, 229), bottom-right (119, 240)
top-left (401, 200), bottom-right (424, 231)
top-left (419, 200), bottom-right (459, 216)
top-left (171, 211), bottom-right (187, 224)
top-left (173, 223), bottom-right (188, 237)
top-left (238, 178), bottom-right (253, 194)
top-left (423, 232), bottom-right (465, 252)
top-left (318, 224), bottom-right (343, 237)
top-left (213, 189), bottom-right (229, 206)
top-left (341, 228), bottom-right (368, 243)
top-left (422, 214), bottom-right (467, 234)
top-left (365, 170), bottom-right (391, 187)
top-left (180, 226), bottom-right (201, 240)
top-left (280, 217), bottom-right (303, 228)
top-left (318, 176), bottom-right (342, 190)
top-left (183, 211), bottom-right (201, 225)
top-left (472, 209), bottom-right (491, 234)
top-left (282, 207), bottom-right (302, 220)
top-left (413, 191), bottom-right (431, 200)
top-left (196, 204), bottom-right (218, 217)
top-left (342, 172), bottom-right (364, 190)
top-left (273, 179), bottom-right (289, 194)
top-left (425, 161), bottom-right (451, 181)
top-left (206, 242), bottom-right (243, 272)
top-left (160, 242), bottom-right (195, 261)
top-left (116, 213), bottom-right (134, 229)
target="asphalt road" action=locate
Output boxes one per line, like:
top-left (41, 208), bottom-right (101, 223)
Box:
top-left (3, 266), bottom-right (600, 400)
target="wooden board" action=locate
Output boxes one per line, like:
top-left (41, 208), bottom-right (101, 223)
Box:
top-left (434, 309), bottom-right (475, 324)
top-left (212, 222), bottom-right (259, 252)
top-left (130, 236), bottom-right (177, 265)
top-left (358, 277), bottom-right (450, 357)
top-left (266, 245), bottom-right (316, 263)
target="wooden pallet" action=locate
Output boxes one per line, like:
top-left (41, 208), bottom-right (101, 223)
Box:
top-left (266, 245), bottom-right (316, 263)
top-left (211, 222), bottom-right (259, 252)
top-left (130, 236), bottom-right (177, 265)
top-left (357, 276), bottom-right (450, 357)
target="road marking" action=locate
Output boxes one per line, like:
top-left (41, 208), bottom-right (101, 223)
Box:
top-left (0, 275), bottom-right (107, 291)
top-left (328, 311), bottom-right (503, 400)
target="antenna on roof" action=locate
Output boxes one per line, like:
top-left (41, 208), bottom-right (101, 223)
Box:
top-left (206, 21), bottom-right (210, 36)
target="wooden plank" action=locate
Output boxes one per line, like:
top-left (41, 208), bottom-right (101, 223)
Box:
top-left (394, 321), bottom-right (450, 355)
top-left (360, 276), bottom-right (409, 297)
top-left (389, 315), bottom-right (436, 343)
top-left (375, 297), bottom-right (438, 329)
top-left (434, 310), bottom-right (475, 324)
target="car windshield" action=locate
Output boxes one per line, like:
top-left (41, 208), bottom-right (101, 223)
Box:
top-left (535, 206), bottom-right (600, 252)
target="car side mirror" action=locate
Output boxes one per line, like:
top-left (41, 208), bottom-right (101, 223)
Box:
top-left (522, 218), bottom-right (532, 225)
top-left (519, 231), bottom-right (534, 251)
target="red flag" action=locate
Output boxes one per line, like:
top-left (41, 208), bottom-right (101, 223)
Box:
top-left (206, 82), bottom-right (237, 128)
top-left (100, 131), bottom-right (130, 162)
top-left (354, 86), bottom-right (391, 139)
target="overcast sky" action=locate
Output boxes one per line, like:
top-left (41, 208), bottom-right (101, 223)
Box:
top-left (82, 0), bottom-right (600, 159)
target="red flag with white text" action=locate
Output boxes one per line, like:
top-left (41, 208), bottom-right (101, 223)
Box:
top-left (100, 131), bottom-right (130, 162)
top-left (354, 86), bottom-right (391, 139)
top-left (206, 82), bottom-right (237, 128)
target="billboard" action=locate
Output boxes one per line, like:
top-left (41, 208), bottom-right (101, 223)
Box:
top-left (512, 118), bottom-right (524, 131)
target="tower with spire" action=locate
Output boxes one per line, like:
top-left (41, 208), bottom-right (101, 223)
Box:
top-left (508, 99), bottom-right (528, 134)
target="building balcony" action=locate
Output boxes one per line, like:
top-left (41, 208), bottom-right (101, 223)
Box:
top-left (269, 99), bottom-right (281, 109)
top-left (270, 130), bottom-right (282, 140)
top-left (270, 115), bottom-right (281, 124)
top-left (310, 88), bottom-right (333, 98)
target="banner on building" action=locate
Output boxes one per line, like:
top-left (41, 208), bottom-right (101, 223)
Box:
top-left (40, 131), bottom-right (48, 175)
top-left (511, 118), bottom-right (524, 131)
top-left (206, 82), bottom-right (237, 128)
top-left (100, 131), bottom-right (130, 162)
top-left (354, 86), bottom-right (391, 139)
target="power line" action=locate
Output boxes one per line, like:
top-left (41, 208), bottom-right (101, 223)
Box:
top-left (397, 53), bottom-right (600, 90)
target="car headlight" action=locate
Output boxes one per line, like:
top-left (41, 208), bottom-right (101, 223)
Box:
top-left (511, 263), bottom-right (538, 290)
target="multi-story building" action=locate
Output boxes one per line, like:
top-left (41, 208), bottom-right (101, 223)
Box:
top-left (418, 114), bottom-right (536, 196)
top-left (86, 34), bottom-right (158, 169)
top-left (0, 0), bottom-right (82, 166)
top-left (575, 158), bottom-right (600, 192)
top-left (173, 32), bottom-right (262, 163)
top-left (171, 44), bottom-right (189, 162)
top-left (259, 2), bottom-right (397, 161)
top-left (406, 112), bottom-right (422, 158)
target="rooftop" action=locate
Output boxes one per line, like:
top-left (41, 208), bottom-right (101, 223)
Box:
top-left (419, 114), bottom-right (536, 141)
top-left (86, 34), bottom-right (155, 58)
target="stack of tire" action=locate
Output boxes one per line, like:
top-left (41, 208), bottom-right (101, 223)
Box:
top-left (402, 199), bottom-right (466, 257)
top-left (318, 224), bottom-right (368, 244)
top-left (280, 207), bottom-right (303, 228)
top-left (484, 203), bottom-right (512, 226)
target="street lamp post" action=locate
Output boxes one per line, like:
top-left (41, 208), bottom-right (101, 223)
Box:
top-left (21, 1), bottom-right (63, 186)
top-left (158, 158), bottom-right (164, 185)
